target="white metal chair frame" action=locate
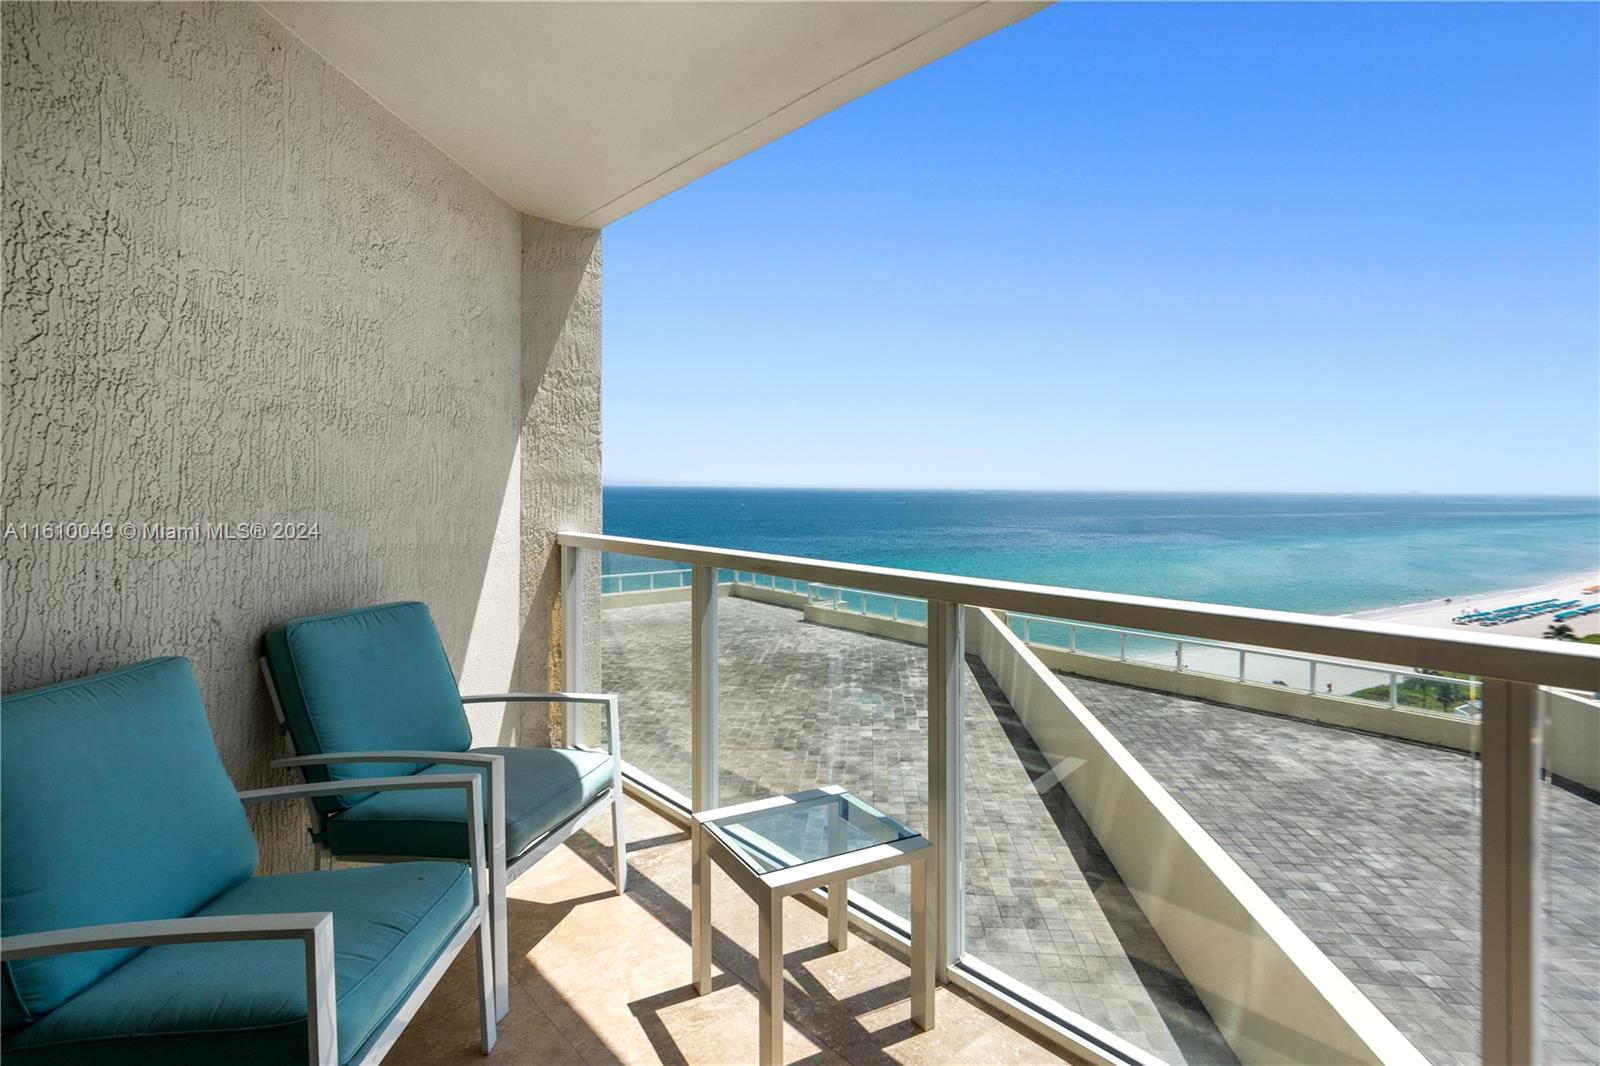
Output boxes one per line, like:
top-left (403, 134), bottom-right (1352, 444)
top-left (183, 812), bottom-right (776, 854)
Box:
top-left (0, 773), bottom-right (496, 1066)
top-left (259, 661), bottom-right (626, 1022)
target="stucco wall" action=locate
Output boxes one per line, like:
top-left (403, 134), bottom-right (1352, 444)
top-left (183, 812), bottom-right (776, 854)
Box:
top-left (518, 216), bottom-right (604, 743)
top-left (2, 3), bottom-right (600, 871)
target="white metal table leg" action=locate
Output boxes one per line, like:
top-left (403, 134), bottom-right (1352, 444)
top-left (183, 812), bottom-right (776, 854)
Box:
top-left (758, 888), bottom-right (784, 1066)
top-left (827, 880), bottom-right (848, 950)
top-left (692, 822), bottom-right (712, 995)
top-left (911, 857), bottom-right (934, 1030)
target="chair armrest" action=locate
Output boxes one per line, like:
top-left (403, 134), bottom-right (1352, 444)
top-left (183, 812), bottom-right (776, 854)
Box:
top-left (461, 693), bottom-right (621, 757)
top-left (462, 692), bottom-right (616, 705)
top-left (241, 775), bottom-right (491, 904)
top-left (266, 755), bottom-right (507, 864)
top-left (3, 914), bottom-right (338, 1065)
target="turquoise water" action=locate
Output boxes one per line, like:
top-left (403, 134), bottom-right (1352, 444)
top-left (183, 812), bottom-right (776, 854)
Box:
top-left (601, 488), bottom-right (1599, 616)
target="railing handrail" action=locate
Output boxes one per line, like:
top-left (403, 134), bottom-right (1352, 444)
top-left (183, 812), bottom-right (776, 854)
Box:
top-left (558, 531), bottom-right (1600, 690)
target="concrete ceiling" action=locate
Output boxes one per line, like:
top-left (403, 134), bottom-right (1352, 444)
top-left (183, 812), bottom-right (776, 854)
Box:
top-left (260, 1), bottom-right (1045, 228)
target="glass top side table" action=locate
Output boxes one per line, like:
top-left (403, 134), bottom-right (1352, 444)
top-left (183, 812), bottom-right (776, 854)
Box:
top-left (690, 786), bottom-right (935, 1066)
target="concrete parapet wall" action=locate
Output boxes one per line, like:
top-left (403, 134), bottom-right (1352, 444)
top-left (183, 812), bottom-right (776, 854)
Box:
top-left (733, 584), bottom-right (810, 610)
top-left (965, 605), bottom-right (1425, 1066)
top-left (801, 602), bottom-right (928, 644)
top-left (1547, 688), bottom-right (1600, 792)
top-left (601, 585), bottom-right (697, 609)
top-left (1021, 641), bottom-right (1478, 754)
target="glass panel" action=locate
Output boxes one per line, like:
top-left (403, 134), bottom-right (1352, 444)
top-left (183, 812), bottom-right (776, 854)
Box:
top-left (1395, 672), bottom-right (1480, 716)
top-left (1180, 641), bottom-right (1244, 680)
top-left (1242, 650), bottom-right (1312, 691)
top-left (1072, 623), bottom-right (1125, 659)
top-left (716, 571), bottom-right (929, 921)
top-left (600, 550), bottom-right (695, 801)
top-left (1318, 662), bottom-right (1394, 703)
top-left (1124, 632), bottom-right (1179, 669)
top-left (705, 791), bottom-right (918, 875)
top-left (1540, 687), bottom-right (1600, 1065)
top-left (963, 606), bottom-right (1482, 1064)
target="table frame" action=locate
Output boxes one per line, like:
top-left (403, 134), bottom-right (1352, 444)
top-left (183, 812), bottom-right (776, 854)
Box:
top-left (691, 786), bottom-right (935, 1066)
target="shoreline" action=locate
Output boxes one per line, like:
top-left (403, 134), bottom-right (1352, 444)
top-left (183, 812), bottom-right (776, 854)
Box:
top-left (1343, 570), bottom-right (1600, 639)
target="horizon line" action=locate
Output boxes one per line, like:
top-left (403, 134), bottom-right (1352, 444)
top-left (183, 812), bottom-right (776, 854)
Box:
top-left (603, 482), bottom-right (1600, 499)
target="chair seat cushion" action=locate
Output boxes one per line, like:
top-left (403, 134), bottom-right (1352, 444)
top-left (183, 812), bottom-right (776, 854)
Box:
top-left (3, 862), bottom-right (473, 1066)
top-left (324, 746), bottom-right (614, 862)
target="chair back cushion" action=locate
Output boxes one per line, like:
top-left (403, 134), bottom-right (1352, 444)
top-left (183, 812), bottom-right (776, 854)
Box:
top-left (262, 602), bottom-right (471, 812)
top-left (1, 657), bottom-right (258, 1024)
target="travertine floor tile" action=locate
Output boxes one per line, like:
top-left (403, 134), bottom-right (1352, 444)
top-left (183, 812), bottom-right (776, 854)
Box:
top-left (390, 797), bottom-right (1080, 1066)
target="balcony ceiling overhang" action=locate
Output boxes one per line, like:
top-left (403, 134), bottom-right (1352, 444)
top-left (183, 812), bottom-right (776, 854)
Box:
top-left (260, 1), bottom-right (1045, 228)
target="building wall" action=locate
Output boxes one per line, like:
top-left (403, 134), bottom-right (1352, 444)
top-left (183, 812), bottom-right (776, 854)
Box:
top-left (517, 217), bottom-right (604, 743)
top-left (1, 2), bottom-right (601, 871)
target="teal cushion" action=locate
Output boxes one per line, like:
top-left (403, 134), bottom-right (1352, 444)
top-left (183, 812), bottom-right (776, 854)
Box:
top-left (325, 747), bottom-right (614, 861)
top-left (263, 602), bottom-right (472, 812)
top-left (1, 658), bottom-right (257, 1023)
top-left (3, 862), bottom-right (474, 1065)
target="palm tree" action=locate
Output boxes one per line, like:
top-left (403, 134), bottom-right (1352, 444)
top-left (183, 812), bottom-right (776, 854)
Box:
top-left (1544, 622), bottom-right (1576, 641)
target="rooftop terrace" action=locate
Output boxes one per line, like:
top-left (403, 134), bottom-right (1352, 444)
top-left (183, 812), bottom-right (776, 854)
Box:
top-left (601, 592), bottom-right (1600, 1065)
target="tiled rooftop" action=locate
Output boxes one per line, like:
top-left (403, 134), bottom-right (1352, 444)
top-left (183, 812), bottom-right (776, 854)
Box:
top-left (602, 595), bottom-right (1600, 1065)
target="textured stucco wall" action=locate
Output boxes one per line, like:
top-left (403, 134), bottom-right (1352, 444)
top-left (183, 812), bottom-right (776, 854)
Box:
top-left (2, 3), bottom-right (601, 871)
top-left (518, 217), bottom-right (604, 744)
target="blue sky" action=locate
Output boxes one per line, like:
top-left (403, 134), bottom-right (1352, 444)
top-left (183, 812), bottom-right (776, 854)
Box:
top-left (602, 2), bottom-right (1599, 495)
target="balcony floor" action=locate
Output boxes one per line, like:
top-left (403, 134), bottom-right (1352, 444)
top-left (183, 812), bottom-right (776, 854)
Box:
top-left (391, 795), bottom-right (1081, 1065)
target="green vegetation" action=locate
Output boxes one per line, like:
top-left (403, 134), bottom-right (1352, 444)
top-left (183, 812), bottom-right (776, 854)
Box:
top-left (1351, 669), bottom-right (1476, 713)
top-left (1544, 622), bottom-right (1577, 641)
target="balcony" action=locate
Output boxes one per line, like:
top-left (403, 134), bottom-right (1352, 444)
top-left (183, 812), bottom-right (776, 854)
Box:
top-left (5, 4), bottom-right (1596, 1063)
top-left (391, 794), bottom-right (1080, 1065)
top-left (557, 533), bottom-right (1597, 1066)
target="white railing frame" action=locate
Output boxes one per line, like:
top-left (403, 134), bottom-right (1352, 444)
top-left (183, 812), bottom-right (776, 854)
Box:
top-left (564, 531), bottom-right (1598, 1066)
top-left (795, 584), bottom-right (1483, 713)
top-left (1004, 612), bottom-right (1479, 712)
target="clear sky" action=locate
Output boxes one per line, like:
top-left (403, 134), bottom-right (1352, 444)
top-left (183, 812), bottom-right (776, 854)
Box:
top-left (602, 1), bottom-right (1599, 495)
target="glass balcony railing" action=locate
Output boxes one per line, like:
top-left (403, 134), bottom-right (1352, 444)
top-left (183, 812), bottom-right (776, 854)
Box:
top-left (577, 532), bottom-right (1597, 1066)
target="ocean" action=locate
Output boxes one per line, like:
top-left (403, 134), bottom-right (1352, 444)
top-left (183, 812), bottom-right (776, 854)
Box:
top-left (600, 488), bottom-right (1599, 616)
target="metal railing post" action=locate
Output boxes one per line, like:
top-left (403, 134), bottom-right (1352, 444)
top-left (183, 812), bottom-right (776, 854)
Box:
top-left (1069, 622), bottom-right (1076, 654)
top-left (1308, 661), bottom-right (1317, 695)
top-left (1389, 673), bottom-right (1400, 708)
top-left (561, 546), bottom-right (584, 748)
top-left (1176, 642), bottom-right (1185, 672)
top-left (1119, 633), bottom-right (1127, 661)
top-left (691, 564), bottom-right (719, 811)
top-left (1480, 680), bottom-right (1541, 1066)
top-left (927, 600), bottom-right (964, 983)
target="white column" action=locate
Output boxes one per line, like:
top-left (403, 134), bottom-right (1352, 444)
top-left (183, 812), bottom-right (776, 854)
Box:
top-left (692, 564), bottom-right (720, 811)
top-left (561, 546), bottom-right (583, 747)
top-left (1480, 680), bottom-right (1542, 1066)
top-left (927, 600), bottom-right (964, 981)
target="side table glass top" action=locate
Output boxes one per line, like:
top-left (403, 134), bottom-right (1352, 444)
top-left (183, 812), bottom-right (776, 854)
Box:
top-left (703, 791), bottom-right (919, 875)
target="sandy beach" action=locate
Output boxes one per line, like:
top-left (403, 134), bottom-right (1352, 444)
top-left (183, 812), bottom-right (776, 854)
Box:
top-left (1346, 570), bottom-right (1600, 640)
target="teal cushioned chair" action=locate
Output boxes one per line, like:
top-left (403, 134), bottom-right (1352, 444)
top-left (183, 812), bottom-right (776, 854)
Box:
top-left (260, 601), bottom-right (626, 1022)
top-left (0, 657), bottom-right (497, 1065)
